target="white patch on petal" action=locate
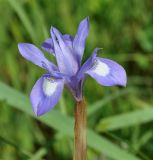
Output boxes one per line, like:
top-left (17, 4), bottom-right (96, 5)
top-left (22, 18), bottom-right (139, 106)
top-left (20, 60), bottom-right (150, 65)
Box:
top-left (43, 78), bottom-right (58, 96)
top-left (93, 60), bottom-right (110, 76)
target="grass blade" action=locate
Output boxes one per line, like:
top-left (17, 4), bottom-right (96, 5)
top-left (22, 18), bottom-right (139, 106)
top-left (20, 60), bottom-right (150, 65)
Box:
top-left (96, 107), bottom-right (153, 132)
top-left (29, 148), bottom-right (47, 160)
top-left (8, 0), bottom-right (36, 42)
top-left (0, 81), bottom-right (140, 160)
top-left (87, 88), bottom-right (133, 117)
top-left (0, 135), bottom-right (32, 158)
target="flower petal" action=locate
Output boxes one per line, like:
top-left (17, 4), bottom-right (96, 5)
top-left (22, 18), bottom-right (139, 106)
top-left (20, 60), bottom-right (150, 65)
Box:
top-left (18, 43), bottom-right (57, 71)
top-left (73, 17), bottom-right (89, 64)
top-left (30, 75), bottom-right (64, 116)
top-left (63, 34), bottom-right (73, 41)
top-left (63, 34), bottom-right (73, 50)
top-left (66, 77), bottom-right (84, 101)
top-left (41, 35), bottom-right (73, 54)
top-left (41, 38), bottom-right (55, 54)
top-left (77, 48), bottom-right (101, 80)
top-left (51, 27), bottom-right (79, 75)
top-left (86, 58), bottom-right (127, 86)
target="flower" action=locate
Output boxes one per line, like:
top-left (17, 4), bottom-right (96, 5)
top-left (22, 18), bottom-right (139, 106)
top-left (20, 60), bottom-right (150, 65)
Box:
top-left (18, 17), bottom-right (127, 116)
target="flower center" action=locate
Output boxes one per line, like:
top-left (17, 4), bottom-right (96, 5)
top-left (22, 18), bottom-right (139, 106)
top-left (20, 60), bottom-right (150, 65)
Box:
top-left (43, 77), bottom-right (58, 96)
top-left (94, 60), bottom-right (110, 76)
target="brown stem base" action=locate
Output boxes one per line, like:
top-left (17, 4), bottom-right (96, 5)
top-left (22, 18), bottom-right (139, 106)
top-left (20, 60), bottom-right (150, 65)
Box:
top-left (74, 98), bottom-right (86, 160)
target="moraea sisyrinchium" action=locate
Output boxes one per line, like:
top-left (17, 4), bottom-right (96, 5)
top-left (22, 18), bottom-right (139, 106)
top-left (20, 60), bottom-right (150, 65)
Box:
top-left (18, 17), bottom-right (127, 116)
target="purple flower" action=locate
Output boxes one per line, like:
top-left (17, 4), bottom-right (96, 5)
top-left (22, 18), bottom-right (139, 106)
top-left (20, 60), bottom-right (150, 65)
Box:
top-left (18, 17), bottom-right (127, 116)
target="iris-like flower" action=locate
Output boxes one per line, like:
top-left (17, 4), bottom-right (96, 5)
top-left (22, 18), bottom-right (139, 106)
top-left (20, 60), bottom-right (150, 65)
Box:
top-left (18, 17), bottom-right (127, 116)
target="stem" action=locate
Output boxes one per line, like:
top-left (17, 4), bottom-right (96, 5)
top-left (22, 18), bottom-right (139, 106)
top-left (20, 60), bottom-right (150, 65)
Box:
top-left (74, 98), bottom-right (86, 160)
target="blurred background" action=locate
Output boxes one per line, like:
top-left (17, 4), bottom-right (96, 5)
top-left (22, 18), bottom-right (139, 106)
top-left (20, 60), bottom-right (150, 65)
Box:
top-left (0, 0), bottom-right (153, 160)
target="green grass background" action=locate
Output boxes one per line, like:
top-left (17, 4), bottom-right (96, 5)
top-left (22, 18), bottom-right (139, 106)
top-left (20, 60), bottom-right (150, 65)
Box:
top-left (0, 0), bottom-right (153, 159)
